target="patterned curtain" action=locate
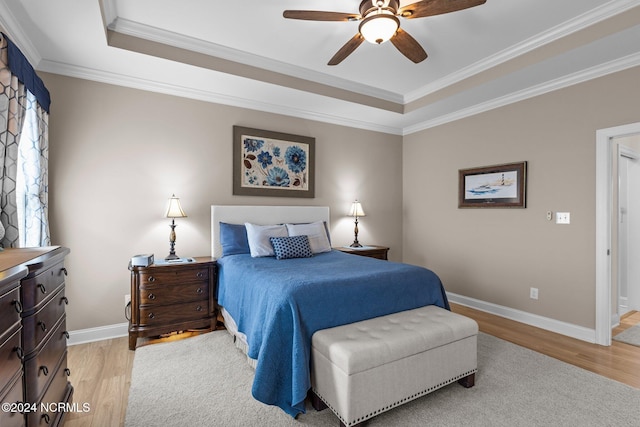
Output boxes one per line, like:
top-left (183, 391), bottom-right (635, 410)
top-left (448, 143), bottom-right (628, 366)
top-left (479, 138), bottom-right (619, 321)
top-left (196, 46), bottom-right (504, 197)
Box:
top-left (0, 34), bottom-right (50, 247)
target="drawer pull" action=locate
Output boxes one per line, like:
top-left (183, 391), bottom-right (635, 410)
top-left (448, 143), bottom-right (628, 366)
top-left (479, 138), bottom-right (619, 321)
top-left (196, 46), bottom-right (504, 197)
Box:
top-left (63, 331), bottom-right (70, 339)
top-left (14, 346), bottom-right (24, 361)
top-left (61, 296), bottom-right (69, 305)
top-left (196, 287), bottom-right (203, 294)
top-left (148, 312), bottom-right (155, 319)
top-left (61, 267), bottom-right (68, 276)
top-left (38, 321), bottom-right (47, 332)
top-left (12, 299), bottom-right (23, 313)
top-left (148, 293), bottom-right (156, 300)
top-left (197, 272), bottom-right (205, 279)
top-left (148, 276), bottom-right (156, 283)
top-left (42, 413), bottom-right (51, 425)
top-left (196, 305), bottom-right (202, 312)
top-left (40, 366), bottom-right (49, 376)
top-left (65, 368), bottom-right (71, 377)
top-left (37, 283), bottom-right (47, 294)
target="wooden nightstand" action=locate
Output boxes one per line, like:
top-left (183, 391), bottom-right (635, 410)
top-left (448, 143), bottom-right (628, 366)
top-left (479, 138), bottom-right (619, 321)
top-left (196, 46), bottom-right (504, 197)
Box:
top-left (334, 245), bottom-right (389, 260)
top-left (128, 257), bottom-right (217, 350)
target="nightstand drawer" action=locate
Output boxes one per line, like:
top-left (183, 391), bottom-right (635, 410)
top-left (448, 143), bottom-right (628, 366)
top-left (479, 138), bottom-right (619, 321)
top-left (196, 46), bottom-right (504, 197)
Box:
top-left (140, 282), bottom-right (209, 305)
top-left (139, 301), bottom-right (209, 326)
top-left (139, 267), bottom-right (209, 285)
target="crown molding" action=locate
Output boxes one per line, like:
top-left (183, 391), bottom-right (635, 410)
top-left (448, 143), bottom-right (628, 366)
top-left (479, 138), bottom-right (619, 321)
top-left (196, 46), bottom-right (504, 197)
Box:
top-left (403, 51), bottom-right (640, 135)
top-left (108, 17), bottom-right (404, 105)
top-left (404, 0), bottom-right (640, 103)
top-left (0, 1), bottom-right (42, 66)
top-left (38, 59), bottom-right (404, 136)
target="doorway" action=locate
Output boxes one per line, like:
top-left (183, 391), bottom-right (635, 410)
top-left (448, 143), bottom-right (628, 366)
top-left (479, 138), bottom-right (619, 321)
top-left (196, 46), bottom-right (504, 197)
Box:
top-left (616, 142), bottom-right (640, 318)
top-left (595, 122), bottom-right (640, 346)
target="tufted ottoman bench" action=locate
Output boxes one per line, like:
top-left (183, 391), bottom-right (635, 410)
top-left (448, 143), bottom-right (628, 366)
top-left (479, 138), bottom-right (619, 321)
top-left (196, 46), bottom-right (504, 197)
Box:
top-left (309, 305), bottom-right (478, 427)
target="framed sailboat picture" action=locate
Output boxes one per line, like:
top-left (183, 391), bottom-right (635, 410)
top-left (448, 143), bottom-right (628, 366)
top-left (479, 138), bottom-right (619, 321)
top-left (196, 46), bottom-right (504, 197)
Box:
top-left (458, 162), bottom-right (527, 208)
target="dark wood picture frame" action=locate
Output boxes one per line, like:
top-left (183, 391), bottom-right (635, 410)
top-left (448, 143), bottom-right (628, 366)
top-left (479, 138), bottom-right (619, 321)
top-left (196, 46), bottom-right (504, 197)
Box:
top-left (233, 126), bottom-right (315, 198)
top-left (458, 161), bottom-right (527, 208)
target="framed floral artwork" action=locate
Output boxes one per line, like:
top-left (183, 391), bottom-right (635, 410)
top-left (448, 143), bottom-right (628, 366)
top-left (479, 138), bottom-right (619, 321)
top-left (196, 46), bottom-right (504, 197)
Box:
top-left (233, 126), bottom-right (315, 198)
top-left (458, 161), bottom-right (527, 208)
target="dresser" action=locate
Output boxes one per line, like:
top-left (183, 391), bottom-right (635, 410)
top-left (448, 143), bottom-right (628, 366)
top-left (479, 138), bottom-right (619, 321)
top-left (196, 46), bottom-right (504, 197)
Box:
top-left (128, 257), bottom-right (217, 350)
top-left (0, 246), bottom-right (72, 427)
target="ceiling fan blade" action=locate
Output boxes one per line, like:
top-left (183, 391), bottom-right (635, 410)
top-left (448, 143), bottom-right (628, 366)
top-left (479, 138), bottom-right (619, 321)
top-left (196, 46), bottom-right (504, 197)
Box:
top-left (283, 10), bottom-right (360, 21)
top-left (390, 28), bottom-right (428, 63)
top-left (399, 0), bottom-right (486, 19)
top-left (328, 34), bottom-right (364, 65)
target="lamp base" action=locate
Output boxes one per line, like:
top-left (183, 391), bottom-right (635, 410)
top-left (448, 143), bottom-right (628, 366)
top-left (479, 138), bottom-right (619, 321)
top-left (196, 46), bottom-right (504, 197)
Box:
top-left (165, 253), bottom-right (179, 261)
top-left (350, 241), bottom-right (363, 248)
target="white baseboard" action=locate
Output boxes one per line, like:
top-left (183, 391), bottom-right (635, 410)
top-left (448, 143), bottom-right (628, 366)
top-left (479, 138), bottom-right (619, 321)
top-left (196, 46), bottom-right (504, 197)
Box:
top-left (68, 294), bottom-right (599, 346)
top-left (68, 322), bottom-right (128, 346)
top-left (447, 292), bottom-right (597, 344)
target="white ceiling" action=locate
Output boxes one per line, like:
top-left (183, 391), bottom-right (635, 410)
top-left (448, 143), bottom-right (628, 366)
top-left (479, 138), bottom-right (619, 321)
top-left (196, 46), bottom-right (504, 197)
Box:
top-left (1, 0), bottom-right (639, 135)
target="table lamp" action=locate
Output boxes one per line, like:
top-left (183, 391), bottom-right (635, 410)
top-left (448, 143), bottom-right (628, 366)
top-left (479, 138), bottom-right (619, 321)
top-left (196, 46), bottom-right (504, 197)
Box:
top-left (348, 200), bottom-right (366, 248)
top-left (165, 194), bottom-right (187, 260)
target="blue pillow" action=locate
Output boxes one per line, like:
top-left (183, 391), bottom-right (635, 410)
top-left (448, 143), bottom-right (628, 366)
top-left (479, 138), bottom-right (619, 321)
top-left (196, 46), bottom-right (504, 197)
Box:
top-left (269, 235), bottom-right (313, 260)
top-left (220, 222), bottom-right (250, 256)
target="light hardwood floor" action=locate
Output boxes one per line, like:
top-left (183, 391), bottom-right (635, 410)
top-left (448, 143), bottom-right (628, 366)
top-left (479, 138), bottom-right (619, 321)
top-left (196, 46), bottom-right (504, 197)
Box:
top-left (64, 305), bottom-right (640, 426)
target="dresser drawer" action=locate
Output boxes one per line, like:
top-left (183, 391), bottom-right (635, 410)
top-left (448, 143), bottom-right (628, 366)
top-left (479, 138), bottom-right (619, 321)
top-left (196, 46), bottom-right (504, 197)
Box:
top-left (0, 371), bottom-right (24, 427)
top-left (0, 287), bottom-right (22, 336)
top-left (139, 300), bottom-right (209, 326)
top-left (138, 267), bottom-right (209, 285)
top-left (26, 352), bottom-right (72, 427)
top-left (23, 317), bottom-right (68, 403)
top-left (0, 326), bottom-right (22, 395)
top-left (140, 282), bottom-right (209, 305)
top-left (20, 260), bottom-right (66, 314)
top-left (22, 287), bottom-right (68, 355)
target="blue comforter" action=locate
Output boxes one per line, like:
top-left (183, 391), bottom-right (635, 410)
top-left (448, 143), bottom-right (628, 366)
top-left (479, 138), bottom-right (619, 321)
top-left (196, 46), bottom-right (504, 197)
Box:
top-left (216, 250), bottom-right (449, 417)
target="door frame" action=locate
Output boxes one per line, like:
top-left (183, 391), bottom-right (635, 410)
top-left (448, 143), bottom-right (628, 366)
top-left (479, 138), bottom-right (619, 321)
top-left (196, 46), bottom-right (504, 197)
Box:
top-left (595, 121), bottom-right (640, 346)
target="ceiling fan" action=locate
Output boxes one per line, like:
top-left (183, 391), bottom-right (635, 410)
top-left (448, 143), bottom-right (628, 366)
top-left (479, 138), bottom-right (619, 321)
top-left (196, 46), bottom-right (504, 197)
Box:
top-left (283, 0), bottom-right (487, 65)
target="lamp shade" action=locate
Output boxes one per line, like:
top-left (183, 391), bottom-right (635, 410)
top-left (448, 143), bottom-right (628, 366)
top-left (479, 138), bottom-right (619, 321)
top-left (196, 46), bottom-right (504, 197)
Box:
top-left (348, 201), bottom-right (366, 217)
top-left (166, 194), bottom-right (187, 218)
top-left (359, 11), bottom-right (399, 44)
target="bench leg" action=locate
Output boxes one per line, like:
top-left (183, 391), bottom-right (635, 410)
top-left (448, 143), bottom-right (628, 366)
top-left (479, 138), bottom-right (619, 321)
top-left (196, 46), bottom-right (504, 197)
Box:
top-left (458, 372), bottom-right (476, 388)
top-left (310, 390), bottom-right (328, 411)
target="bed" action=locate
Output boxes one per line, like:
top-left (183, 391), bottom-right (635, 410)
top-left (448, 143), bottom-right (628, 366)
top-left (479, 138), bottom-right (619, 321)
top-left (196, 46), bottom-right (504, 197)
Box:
top-left (211, 205), bottom-right (449, 418)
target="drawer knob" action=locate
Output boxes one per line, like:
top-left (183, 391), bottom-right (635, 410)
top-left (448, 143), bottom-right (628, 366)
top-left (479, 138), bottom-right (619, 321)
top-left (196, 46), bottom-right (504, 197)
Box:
top-left (38, 321), bottom-right (47, 332)
top-left (64, 368), bottom-right (71, 377)
top-left (37, 283), bottom-right (47, 294)
top-left (61, 296), bottom-right (69, 305)
top-left (148, 312), bottom-right (155, 319)
top-left (42, 413), bottom-right (51, 425)
top-left (196, 305), bottom-right (202, 312)
top-left (197, 272), bottom-right (205, 279)
top-left (40, 366), bottom-right (49, 376)
top-left (13, 346), bottom-right (24, 361)
top-left (148, 293), bottom-right (156, 300)
top-left (63, 331), bottom-right (70, 339)
top-left (148, 276), bottom-right (156, 283)
top-left (61, 267), bottom-right (68, 276)
top-left (12, 299), bottom-right (22, 314)
top-left (196, 288), bottom-right (203, 294)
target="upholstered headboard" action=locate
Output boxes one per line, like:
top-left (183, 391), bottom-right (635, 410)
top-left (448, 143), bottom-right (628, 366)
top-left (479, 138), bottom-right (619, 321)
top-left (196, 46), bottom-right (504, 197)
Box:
top-left (211, 205), bottom-right (330, 258)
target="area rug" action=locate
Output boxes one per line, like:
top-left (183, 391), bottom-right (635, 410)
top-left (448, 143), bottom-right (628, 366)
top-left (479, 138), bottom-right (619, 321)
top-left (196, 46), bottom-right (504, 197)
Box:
top-left (125, 331), bottom-right (640, 427)
top-left (613, 323), bottom-right (640, 347)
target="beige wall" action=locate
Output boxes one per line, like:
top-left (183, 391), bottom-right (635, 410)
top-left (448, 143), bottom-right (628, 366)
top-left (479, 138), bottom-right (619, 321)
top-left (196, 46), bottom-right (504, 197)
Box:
top-left (42, 73), bottom-right (403, 331)
top-left (403, 66), bottom-right (640, 329)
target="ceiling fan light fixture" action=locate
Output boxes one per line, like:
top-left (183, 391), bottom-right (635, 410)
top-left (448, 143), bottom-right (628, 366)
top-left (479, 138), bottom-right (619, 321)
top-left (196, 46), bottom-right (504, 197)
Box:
top-left (359, 11), bottom-right (399, 45)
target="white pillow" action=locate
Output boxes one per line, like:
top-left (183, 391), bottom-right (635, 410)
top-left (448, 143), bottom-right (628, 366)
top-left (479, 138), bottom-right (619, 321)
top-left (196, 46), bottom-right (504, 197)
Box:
top-left (245, 223), bottom-right (288, 257)
top-left (286, 221), bottom-right (331, 254)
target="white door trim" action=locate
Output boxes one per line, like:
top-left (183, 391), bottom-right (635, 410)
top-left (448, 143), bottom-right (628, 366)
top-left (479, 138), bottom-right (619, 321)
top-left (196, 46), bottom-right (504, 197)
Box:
top-left (595, 122), bottom-right (640, 346)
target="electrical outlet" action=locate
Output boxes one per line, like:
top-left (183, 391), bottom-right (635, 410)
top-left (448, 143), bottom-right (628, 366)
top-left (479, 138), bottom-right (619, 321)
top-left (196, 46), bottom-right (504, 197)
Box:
top-left (530, 287), bottom-right (539, 300)
top-left (125, 294), bottom-right (131, 307)
top-left (556, 212), bottom-right (570, 224)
